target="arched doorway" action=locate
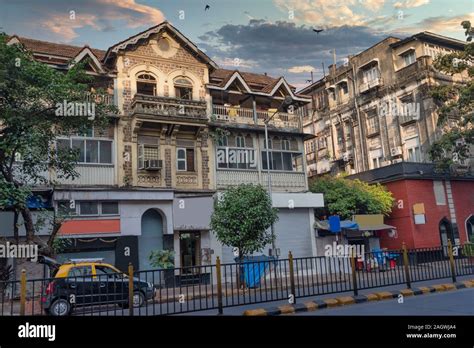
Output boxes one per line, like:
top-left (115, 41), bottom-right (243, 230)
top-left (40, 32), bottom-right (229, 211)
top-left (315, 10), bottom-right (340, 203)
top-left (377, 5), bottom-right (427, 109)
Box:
top-left (466, 215), bottom-right (474, 243)
top-left (139, 209), bottom-right (164, 270)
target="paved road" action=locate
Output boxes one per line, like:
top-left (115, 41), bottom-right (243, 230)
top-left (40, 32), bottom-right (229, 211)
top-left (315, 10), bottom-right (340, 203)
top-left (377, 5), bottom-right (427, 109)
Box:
top-left (292, 287), bottom-right (474, 316)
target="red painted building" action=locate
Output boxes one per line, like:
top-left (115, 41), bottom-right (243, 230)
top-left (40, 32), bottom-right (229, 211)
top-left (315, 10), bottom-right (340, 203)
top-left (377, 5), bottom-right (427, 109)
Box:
top-left (348, 162), bottom-right (474, 250)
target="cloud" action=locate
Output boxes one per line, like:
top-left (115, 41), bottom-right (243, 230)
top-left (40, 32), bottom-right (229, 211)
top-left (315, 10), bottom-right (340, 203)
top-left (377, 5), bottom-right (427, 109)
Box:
top-left (198, 20), bottom-right (385, 84)
top-left (394, 0), bottom-right (429, 9)
top-left (273, 0), bottom-right (386, 27)
top-left (6, 0), bottom-right (165, 42)
top-left (398, 13), bottom-right (474, 35)
top-left (288, 65), bottom-right (316, 73)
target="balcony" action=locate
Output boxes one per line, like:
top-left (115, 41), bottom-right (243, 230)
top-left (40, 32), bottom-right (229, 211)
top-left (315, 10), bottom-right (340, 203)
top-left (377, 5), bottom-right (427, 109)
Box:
top-left (395, 56), bottom-right (431, 86)
top-left (216, 170), bottom-right (306, 191)
top-left (359, 77), bottom-right (383, 93)
top-left (212, 104), bottom-right (302, 132)
top-left (54, 164), bottom-right (115, 186)
top-left (132, 94), bottom-right (207, 122)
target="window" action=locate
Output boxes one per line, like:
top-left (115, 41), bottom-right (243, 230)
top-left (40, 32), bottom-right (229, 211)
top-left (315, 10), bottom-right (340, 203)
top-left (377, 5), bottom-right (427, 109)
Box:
top-left (403, 50), bottom-right (416, 66)
top-left (318, 137), bottom-right (327, 150)
top-left (407, 146), bottom-right (422, 162)
top-left (177, 147), bottom-right (195, 171)
top-left (366, 110), bottom-right (379, 136)
top-left (57, 138), bottom-right (113, 164)
top-left (136, 73), bottom-right (157, 96)
top-left (339, 83), bottom-right (348, 96)
top-left (218, 136), bottom-right (228, 147)
top-left (261, 138), bottom-right (303, 172)
top-left (362, 66), bottom-right (379, 83)
top-left (102, 202), bottom-right (119, 215)
top-left (80, 202), bottom-right (99, 215)
top-left (69, 266), bottom-right (93, 278)
top-left (369, 149), bottom-right (383, 169)
top-left (235, 135), bottom-right (245, 148)
top-left (58, 201), bottom-right (76, 216)
top-left (174, 77), bottom-right (193, 100)
top-left (336, 127), bottom-right (344, 144)
top-left (138, 144), bottom-right (159, 169)
top-left (405, 137), bottom-right (422, 162)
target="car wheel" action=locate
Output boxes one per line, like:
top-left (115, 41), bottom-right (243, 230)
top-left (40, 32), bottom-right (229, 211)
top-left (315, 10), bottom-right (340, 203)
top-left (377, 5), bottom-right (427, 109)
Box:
top-left (49, 299), bottom-right (71, 316)
top-left (133, 291), bottom-right (145, 308)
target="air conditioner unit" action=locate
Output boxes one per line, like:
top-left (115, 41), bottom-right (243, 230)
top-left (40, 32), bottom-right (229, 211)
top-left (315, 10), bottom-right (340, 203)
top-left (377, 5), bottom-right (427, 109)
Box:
top-left (392, 158), bottom-right (403, 163)
top-left (144, 159), bottom-right (162, 170)
top-left (390, 146), bottom-right (402, 157)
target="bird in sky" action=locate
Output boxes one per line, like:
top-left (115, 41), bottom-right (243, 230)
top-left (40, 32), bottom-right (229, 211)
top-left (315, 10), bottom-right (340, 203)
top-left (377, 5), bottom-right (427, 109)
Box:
top-left (306, 79), bottom-right (312, 83)
top-left (313, 28), bottom-right (324, 34)
top-left (205, 4), bottom-right (210, 11)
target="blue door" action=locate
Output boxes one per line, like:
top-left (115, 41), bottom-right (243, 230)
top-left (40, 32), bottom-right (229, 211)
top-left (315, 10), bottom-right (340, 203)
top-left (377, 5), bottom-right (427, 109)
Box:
top-left (139, 209), bottom-right (164, 270)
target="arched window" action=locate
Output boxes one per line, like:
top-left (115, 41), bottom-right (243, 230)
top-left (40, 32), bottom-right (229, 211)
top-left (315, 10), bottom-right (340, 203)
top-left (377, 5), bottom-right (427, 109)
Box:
top-left (136, 73), bottom-right (157, 96)
top-left (235, 134), bottom-right (245, 148)
top-left (282, 137), bottom-right (291, 150)
top-left (466, 215), bottom-right (474, 243)
top-left (174, 77), bottom-right (193, 100)
top-left (218, 135), bottom-right (228, 147)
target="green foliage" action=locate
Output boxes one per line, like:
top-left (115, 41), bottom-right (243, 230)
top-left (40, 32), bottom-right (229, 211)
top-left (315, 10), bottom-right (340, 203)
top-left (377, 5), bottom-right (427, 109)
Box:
top-left (0, 33), bottom-right (117, 240)
top-left (310, 176), bottom-right (394, 220)
top-left (462, 243), bottom-right (474, 257)
top-left (428, 21), bottom-right (474, 170)
top-left (149, 250), bottom-right (175, 269)
top-left (210, 184), bottom-right (278, 259)
top-left (51, 238), bottom-right (72, 255)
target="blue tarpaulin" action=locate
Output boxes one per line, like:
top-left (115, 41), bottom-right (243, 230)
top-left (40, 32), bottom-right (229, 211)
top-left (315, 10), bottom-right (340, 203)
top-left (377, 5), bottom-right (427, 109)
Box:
top-left (234, 255), bottom-right (276, 288)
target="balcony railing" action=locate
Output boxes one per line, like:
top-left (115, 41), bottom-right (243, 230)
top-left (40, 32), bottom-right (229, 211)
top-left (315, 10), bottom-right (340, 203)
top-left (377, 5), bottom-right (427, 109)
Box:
top-left (132, 94), bottom-right (207, 121)
top-left (212, 104), bottom-right (303, 131)
top-left (85, 92), bottom-right (115, 106)
top-left (216, 169), bottom-right (306, 191)
top-left (359, 77), bottom-right (383, 93)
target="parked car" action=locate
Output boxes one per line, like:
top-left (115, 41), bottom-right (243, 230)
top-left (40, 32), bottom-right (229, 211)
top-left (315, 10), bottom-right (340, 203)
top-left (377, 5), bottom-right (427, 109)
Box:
top-left (38, 256), bottom-right (155, 316)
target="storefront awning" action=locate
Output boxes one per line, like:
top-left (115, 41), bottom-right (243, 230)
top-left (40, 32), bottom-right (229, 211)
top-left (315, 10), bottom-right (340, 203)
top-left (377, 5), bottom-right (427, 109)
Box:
top-left (358, 223), bottom-right (396, 231)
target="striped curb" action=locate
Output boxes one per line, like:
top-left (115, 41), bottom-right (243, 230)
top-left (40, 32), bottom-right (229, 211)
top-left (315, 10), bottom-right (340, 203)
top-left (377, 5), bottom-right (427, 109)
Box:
top-left (242, 279), bottom-right (474, 316)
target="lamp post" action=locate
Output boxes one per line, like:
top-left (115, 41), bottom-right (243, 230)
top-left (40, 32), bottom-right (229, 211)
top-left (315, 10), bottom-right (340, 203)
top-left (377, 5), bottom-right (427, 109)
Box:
top-left (264, 95), bottom-right (294, 256)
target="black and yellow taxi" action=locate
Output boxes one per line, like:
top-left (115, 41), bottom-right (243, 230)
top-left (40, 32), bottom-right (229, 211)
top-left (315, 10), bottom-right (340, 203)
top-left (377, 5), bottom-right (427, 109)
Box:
top-left (38, 256), bottom-right (155, 316)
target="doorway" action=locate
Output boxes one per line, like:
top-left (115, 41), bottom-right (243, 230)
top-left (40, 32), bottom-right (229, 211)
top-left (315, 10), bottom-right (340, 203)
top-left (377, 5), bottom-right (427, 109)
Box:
top-left (179, 231), bottom-right (201, 273)
top-left (139, 209), bottom-right (164, 270)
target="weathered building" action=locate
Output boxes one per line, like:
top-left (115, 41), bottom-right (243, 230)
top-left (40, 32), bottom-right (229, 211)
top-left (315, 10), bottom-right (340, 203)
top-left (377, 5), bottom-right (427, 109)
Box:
top-left (301, 31), bottom-right (473, 250)
top-left (2, 21), bottom-right (324, 277)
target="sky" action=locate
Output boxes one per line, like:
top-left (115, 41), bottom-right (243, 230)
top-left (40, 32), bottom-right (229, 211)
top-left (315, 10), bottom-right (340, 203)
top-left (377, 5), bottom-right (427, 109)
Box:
top-left (1, 0), bottom-right (473, 88)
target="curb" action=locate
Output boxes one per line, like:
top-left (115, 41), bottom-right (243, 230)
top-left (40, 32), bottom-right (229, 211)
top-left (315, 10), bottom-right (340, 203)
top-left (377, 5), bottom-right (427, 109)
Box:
top-left (242, 279), bottom-right (474, 316)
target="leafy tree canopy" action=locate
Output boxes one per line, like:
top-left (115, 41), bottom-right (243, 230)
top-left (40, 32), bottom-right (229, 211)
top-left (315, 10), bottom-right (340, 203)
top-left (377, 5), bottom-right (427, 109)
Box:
top-left (429, 21), bottom-right (474, 170)
top-left (309, 176), bottom-right (394, 220)
top-left (210, 184), bottom-right (278, 259)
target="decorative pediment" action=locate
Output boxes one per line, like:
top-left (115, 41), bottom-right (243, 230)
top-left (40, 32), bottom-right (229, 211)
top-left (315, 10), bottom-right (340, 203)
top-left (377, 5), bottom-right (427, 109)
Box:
top-left (104, 21), bottom-right (217, 69)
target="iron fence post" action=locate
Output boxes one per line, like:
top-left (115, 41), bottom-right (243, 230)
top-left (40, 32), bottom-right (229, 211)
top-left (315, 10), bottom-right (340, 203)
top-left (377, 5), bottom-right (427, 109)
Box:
top-left (447, 239), bottom-right (456, 283)
top-left (350, 250), bottom-right (358, 296)
top-left (128, 263), bottom-right (134, 316)
top-left (20, 269), bottom-right (26, 316)
top-left (288, 251), bottom-right (296, 304)
top-left (216, 256), bottom-right (223, 315)
top-left (402, 243), bottom-right (411, 288)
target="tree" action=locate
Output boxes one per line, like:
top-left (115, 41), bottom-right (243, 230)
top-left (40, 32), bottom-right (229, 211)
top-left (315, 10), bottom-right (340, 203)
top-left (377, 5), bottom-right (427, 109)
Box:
top-left (210, 184), bottom-right (278, 260)
top-left (428, 21), bottom-right (474, 170)
top-left (309, 176), bottom-right (394, 220)
top-left (0, 33), bottom-right (116, 251)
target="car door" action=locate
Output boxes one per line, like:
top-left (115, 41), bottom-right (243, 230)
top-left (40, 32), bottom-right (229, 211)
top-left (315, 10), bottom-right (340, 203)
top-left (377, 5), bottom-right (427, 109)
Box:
top-left (94, 265), bottom-right (120, 303)
top-left (67, 266), bottom-right (95, 306)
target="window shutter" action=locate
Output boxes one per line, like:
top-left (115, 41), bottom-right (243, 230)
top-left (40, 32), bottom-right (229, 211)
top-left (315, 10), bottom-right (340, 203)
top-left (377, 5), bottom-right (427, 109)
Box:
top-left (186, 149), bottom-right (195, 172)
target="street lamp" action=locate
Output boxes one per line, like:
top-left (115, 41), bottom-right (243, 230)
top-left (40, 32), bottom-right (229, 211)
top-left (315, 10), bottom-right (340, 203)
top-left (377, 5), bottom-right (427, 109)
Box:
top-left (264, 95), bottom-right (294, 256)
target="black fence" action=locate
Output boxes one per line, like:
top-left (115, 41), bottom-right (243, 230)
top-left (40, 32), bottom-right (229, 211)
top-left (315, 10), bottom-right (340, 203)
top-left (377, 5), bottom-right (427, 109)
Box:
top-left (1, 244), bottom-right (473, 316)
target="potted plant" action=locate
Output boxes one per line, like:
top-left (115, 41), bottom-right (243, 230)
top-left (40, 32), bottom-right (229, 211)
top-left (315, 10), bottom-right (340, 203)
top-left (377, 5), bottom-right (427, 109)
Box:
top-left (149, 250), bottom-right (175, 288)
